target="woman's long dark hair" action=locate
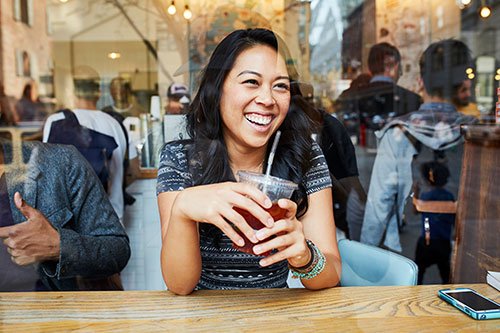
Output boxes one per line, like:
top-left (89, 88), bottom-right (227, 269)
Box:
top-left (186, 28), bottom-right (313, 218)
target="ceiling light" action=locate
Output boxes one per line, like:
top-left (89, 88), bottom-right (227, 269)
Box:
top-left (108, 52), bottom-right (121, 60)
top-left (467, 73), bottom-right (475, 79)
top-left (59, 0), bottom-right (69, 3)
top-left (167, 1), bottom-right (176, 15)
top-left (456, 0), bottom-right (471, 9)
top-left (495, 74), bottom-right (500, 81)
top-left (479, 4), bottom-right (492, 18)
top-left (466, 68), bottom-right (474, 74)
top-left (183, 5), bottom-right (192, 20)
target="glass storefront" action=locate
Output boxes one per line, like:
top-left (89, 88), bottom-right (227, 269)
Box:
top-left (0, 0), bottom-right (498, 292)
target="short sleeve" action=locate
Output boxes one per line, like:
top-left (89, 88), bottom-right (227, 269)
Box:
top-left (303, 141), bottom-right (332, 195)
top-left (156, 142), bottom-right (193, 195)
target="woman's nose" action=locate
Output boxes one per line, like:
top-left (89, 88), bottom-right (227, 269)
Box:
top-left (255, 87), bottom-right (276, 106)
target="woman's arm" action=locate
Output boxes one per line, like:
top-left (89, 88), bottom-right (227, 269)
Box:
top-left (158, 190), bottom-right (201, 295)
top-left (158, 182), bottom-right (274, 295)
top-left (299, 188), bottom-right (341, 289)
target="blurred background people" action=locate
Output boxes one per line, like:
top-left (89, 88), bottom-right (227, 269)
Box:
top-left (361, 39), bottom-right (477, 252)
top-left (414, 161), bottom-right (455, 284)
top-left (293, 83), bottom-right (366, 241)
top-left (0, 82), bottom-right (19, 126)
top-left (452, 79), bottom-right (480, 118)
top-left (15, 82), bottom-right (48, 122)
top-left (164, 82), bottom-right (190, 114)
top-left (359, 42), bottom-right (422, 129)
top-left (43, 66), bottom-right (130, 221)
top-left (102, 77), bottom-right (145, 118)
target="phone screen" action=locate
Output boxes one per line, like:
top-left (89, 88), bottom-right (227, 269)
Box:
top-left (446, 291), bottom-right (500, 311)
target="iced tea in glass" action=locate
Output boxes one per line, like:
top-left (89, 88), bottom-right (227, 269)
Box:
top-left (233, 171), bottom-right (298, 255)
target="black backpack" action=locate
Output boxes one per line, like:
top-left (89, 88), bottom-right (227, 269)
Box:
top-left (47, 109), bottom-right (118, 191)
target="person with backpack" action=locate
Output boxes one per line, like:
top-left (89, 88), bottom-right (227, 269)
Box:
top-left (360, 39), bottom-right (477, 252)
top-left (42, 66), bottom-right (130, 221)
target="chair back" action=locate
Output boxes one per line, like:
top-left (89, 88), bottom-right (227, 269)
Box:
top-left (338, 239), bottom-right (418, 286)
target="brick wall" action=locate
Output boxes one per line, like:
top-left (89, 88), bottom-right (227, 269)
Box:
top-left (0, 0), bottom-right (52, 98)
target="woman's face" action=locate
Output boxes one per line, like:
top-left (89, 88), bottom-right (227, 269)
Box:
top-left (220, 44), bottom-right (290, 152)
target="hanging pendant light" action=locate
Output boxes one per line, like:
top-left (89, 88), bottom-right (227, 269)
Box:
top-left (167, 1), bottom-right (176, 15)
top-left (183, 5), bottom-right (192, 20)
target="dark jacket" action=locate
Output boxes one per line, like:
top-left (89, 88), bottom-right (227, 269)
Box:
top-left (2, 140), bottom-right (130, 290)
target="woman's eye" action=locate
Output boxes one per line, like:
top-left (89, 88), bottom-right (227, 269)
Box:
top-left (274, 82), bottom-right (290, 91)
top-left (243, 79), bottom-right (259, 85)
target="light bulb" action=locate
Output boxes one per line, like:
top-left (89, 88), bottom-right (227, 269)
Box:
top-left (167, 1), bottom-right (176, 15)
top-left (495, 74), bottom-right (500, 81)
top-left (466, 67), bottom-right (473, 74)
top-left (183, 5), bottom-right (192, 20)
top-left (467, 73), bottom-right (475, 80)
top-left (480, 5), bottom-right (491, 18)
top-left (461, 0), bottom-right (472, 5)
top-left (107, 52), bottom-right (121, 60)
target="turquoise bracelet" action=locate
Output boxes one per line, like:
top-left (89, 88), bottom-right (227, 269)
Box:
top-left (289, 240), bottom-right (326, 280)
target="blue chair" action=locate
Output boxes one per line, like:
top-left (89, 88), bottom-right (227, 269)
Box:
top-left (338, 239), bottom-right (418, 286)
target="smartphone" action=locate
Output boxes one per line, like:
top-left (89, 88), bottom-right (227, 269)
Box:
top-left (438, 288), bottom-right (500, 320)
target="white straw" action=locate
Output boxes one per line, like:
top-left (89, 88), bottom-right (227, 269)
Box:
top-left (265, 130), bottom-right (281, 177)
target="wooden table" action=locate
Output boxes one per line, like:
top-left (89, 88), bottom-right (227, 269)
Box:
top-left (0, 284), bottom-right (498, 332)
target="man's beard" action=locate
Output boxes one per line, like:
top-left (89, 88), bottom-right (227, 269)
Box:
top-left (453, 96), bottom-right (469, 107)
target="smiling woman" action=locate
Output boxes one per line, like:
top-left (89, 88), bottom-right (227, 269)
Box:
top-left (156, 28), bottom-right (341, 295)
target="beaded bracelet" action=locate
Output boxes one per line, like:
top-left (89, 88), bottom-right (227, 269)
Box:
top-left (289, 239), bottom-right (326, 280)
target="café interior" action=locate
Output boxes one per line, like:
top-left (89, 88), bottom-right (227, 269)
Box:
top-left (0, 0), bottom-right (499, 331)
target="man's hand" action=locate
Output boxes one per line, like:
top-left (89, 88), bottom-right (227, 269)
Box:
top-left (0, 192), bottom-right (60, 266)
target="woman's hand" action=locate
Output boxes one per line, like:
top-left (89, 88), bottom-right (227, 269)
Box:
top-left (172, 182), bottom-right (274, 247)
top-left (251, 198), bottom-right (311, 268)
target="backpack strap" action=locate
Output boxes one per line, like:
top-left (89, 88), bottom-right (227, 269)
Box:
top-left (398, 125), bottom-right (422, 153)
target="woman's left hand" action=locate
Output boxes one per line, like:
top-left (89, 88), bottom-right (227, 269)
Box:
top-left (251, 198), bottom-right (311, 267)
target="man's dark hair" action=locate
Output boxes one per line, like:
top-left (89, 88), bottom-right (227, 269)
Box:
top-left (419, 39), bottom-right (472, 100)
top-left (368, 43), bottom-right (401, 75)
top-left (421, 161), bottom-right (450, 187)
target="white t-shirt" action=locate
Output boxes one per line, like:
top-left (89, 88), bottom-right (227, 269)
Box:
top-left (43, 109), bottom-right (129, 220)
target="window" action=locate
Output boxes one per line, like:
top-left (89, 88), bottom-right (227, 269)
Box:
top-left (13, 0), bottom-right (33, 26)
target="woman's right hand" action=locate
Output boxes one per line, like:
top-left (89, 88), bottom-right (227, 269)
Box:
top-left (172, 182), bottom-right (274, 247)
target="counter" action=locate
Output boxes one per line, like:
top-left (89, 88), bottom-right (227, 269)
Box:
top-left (0, 284), bottom-right (497, 332)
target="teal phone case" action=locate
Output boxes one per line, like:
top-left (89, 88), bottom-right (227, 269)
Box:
top-left (438, 288), bottom-right (500, 320)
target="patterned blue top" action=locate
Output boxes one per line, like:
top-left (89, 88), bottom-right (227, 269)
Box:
top-left (156, 140), bottom-right (331, 289)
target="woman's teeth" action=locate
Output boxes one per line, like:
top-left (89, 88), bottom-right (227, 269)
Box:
top-left (245, 114), bottom-right (272, 126)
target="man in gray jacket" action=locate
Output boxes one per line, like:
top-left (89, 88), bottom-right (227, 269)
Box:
top-left (0, 139), bottom-right (130, 291)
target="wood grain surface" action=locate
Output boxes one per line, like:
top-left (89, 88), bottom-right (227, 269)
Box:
top-left (0, 284), bottom-right (498, 332)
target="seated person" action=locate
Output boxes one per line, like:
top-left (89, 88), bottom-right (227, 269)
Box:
top-left (415, 161), bottom-right (455, 284)
top-left (157, 28), bottom-right (341, 295)
top-left (0, 138), bottom-right (131, 291)
top-left (164, 83), bottom-right (190, 115)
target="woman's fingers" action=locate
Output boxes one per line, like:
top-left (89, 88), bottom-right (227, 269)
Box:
top-left (277, 198), bottom-right (297, 218)
top-left (221, 207), bottom-right (258, 244)
top-left (211, 215), bottom-right (245, 247)
top-left (228, 183), bottom-right (274, 228)
top-left (258, 243), bottom-right (303, 267)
